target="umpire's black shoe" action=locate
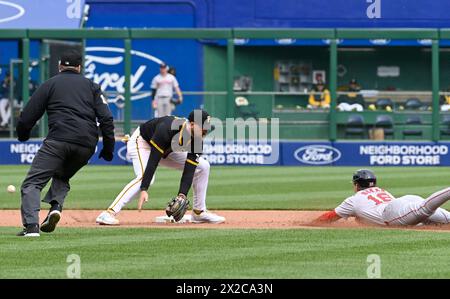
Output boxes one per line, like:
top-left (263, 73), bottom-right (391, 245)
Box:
top-left (40, 206), bottom-right (62, 233)
top-left (50, 202), bottom-right (63, 213)
top-left (17, 224), bottom-right (40, 237)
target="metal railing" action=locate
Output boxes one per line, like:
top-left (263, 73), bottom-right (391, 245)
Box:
top-left (1, 28), bottom-right (450, 140)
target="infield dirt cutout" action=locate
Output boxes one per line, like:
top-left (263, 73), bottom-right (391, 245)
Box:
top-left (1, 210), bottom-right (450, 232)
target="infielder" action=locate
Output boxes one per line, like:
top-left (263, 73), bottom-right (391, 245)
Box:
top-left (314, 169), bottom-right (450, 226)
top-left (151, 63), bottom-right (183, 117)
top-left (96, 109), bottom-right (225, 225)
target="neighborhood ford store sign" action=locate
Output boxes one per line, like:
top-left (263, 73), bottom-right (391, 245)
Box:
top-left (294, 145), bottom-right (341, 165)
top-left (2, 140), bottom-right (450, 167)
top-left (284, 142), bottom-right (450, 166)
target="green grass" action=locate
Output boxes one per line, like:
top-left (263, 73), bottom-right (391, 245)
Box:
top-left (2, 165), bottom-right (450, 279)
top-left (0, 227), bottom-right (449, 278)
top-left (0, 165), bottom-right (449, 210)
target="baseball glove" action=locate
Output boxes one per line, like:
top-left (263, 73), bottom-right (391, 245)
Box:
top-left (170, 98), bottom-right (182, 106)
top-left (166, 195), bottom-right (190, 222)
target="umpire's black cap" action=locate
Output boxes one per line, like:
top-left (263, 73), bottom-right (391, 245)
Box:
top-left (59, 49), bottom-right (82, 67)
top-left (188, 109), bottom-right (212, 130)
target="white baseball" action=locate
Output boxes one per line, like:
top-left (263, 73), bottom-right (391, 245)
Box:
top-left (7, 185), bottom-right (16, 193)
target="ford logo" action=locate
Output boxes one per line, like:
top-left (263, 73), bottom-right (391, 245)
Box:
top-left (294, 145), bottom-right (341, 165)
top-left (117, 145), bottom-right (131, 163)
top-left (85, 46), bottom-right (163, 108)
top-left (0, 1), bottom-right (25, 23)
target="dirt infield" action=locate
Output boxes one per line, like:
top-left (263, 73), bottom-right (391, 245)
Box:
top-left (1, 209), bottom-right (450, 231)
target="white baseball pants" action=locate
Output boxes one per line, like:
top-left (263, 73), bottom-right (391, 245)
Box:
top-left (0, 98), bottom-right (11, 126)
top-left (382, 187), bottom-right (450, 225)
top-left (337, 103), bottom-right (364, 112)
top-left (156, 95), bottom-right (172, 117)
top-left (108, 127), bottom-right (210, 214)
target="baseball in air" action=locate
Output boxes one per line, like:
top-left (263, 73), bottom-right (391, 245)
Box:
top-left (7, 185), bottom-right (16, 193)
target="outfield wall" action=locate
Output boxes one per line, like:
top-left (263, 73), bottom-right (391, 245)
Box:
top-left (1, 140), bottom-right (450, 167)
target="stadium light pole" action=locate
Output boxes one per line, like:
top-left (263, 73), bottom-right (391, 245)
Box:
top-left (124, 38), bottom-right (132, 135)
top-left (431, 39), bottom-right (440, 142)
top-left (329, 38), bottom-right (338, 142)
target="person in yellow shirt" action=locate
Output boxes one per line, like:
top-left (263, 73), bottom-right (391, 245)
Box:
top-left (308, 81), bottom-right (330, 109)
top-left (440, 87), bottom-right (450, 111)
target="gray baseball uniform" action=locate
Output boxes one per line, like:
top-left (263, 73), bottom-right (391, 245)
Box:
top-left (151, 73), bottom-right (179, 117)
top-left (335, 187), bottom-right (450, 226)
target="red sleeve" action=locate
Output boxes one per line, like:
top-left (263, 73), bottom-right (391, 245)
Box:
top-left (315, 210), bottom-right (341, 223)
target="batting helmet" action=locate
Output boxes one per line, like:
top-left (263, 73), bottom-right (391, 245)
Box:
top-left (352, 169), bottom-right (377, 189)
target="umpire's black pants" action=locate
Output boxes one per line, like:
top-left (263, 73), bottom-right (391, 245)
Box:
top-left (21, 139), bottom-right (95, 226)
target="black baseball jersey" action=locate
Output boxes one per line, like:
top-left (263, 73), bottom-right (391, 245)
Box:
top-left (139, 116), bottom-right (202, 196)
top-left (16, 69), bottom-right (115, 153)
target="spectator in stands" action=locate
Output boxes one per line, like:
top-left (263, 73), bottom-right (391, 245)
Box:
top-left (348, 78), bottom-right (361, 92)
top-left (307, 81), bottom-right (330, 109)
top-left (337, 78), bottom-right (365, 112)
top-left (440, 86), bottom-right (450, 112)
top-left (0, 73), bottom-right (12, 128)
top-left (0, 73), bottom-right (38, 128)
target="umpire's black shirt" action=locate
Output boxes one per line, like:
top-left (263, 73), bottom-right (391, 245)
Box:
top-left (16, 70), bottom-right (115, 153)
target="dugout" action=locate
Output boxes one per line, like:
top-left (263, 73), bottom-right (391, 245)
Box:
top-left (203, 29), bottom-right (446, 141)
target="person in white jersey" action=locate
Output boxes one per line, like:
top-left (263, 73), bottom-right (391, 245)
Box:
top-left (314, 169), bottom-right (450, 226)
top-left (151, 63), bottom-right (183, 117)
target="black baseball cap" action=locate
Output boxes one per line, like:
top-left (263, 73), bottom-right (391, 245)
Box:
top-left (160, 63), bottom-right (167, 68)
top-left (59, 49), bottom-right (82, 67)
top-left (352, 169), bottom-right (377, 188)
top-left (188, 109), bottom-right (211, 129)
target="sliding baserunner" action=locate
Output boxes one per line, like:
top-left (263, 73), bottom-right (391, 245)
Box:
top-left (314, 169), bottom-right (450, 226)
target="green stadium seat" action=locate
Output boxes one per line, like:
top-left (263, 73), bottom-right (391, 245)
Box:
top-left (376, 98), bottom-right (394, 110)
top-left (402, 115), bottom-right (423, 139)
top-left (404, 98), bottom-right (423, 110)
top-left (345, 114), bottom-right (365, 139)
top-left (440, 115), bottom-right (450, 137)
top-left (375, 114), bottom-right (394, 138)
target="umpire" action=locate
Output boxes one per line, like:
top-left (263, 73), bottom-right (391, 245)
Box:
top-left (16, 49), bottom-right (115, 237)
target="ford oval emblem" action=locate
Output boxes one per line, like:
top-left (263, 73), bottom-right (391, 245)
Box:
top-left (117, 145), bottom-right (131, 162)
top-left (294, 145), bottom-right (341, 165)
top-left (0, 1), bottom-right (25, 24)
